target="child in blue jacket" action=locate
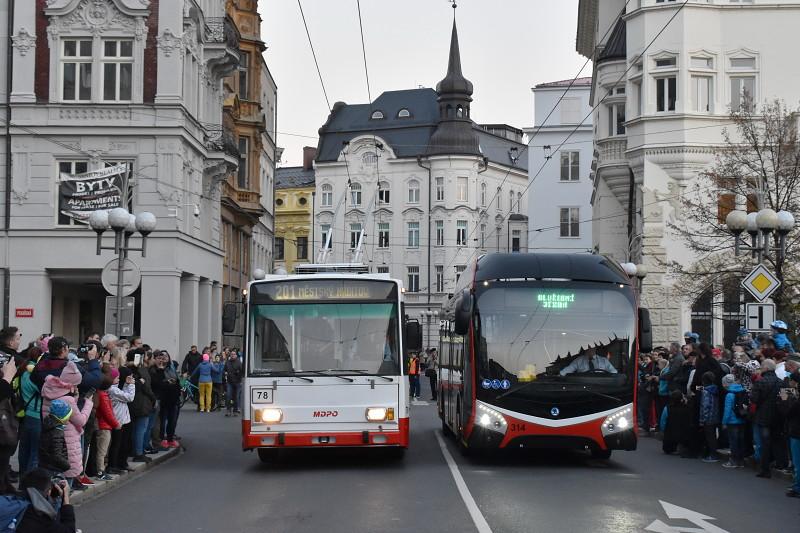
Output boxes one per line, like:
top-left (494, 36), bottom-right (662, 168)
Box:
top-left (721, 373), bottom-right (746, 468)
top-left (698, 371), bottom-right (720, 462)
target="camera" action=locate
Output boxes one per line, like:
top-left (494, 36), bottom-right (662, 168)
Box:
top-left (78, 344), bottom-right (93, 356)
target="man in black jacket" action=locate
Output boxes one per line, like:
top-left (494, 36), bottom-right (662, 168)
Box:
top-left (224, 351), bottom-right (243, 416)
top-left (752, 358), bottom-right (781, 478)
top-left (16, 468), bottom-right (77, 533)
top-left (781, 359), bottom-right (800, 497)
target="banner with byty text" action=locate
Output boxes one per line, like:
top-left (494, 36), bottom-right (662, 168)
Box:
top-left (59, 164), bottom-right (129, 222)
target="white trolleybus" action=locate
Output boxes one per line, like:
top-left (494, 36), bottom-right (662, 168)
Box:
top-left (225, 264), bottom-right (422, 462)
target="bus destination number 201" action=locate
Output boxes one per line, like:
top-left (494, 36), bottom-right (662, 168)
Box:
top-left (251, 388), bottom-right (274, 404)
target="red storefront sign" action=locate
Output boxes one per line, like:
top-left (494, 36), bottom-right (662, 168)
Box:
top-left (15, 308), bottom-right (34, 318)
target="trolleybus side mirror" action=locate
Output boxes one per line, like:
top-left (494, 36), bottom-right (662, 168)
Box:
top-left (638, 307), bottom-right (653, 353)
top-left (454, 289), bottom-right (472, 335)
top-left (222, 303), bottom-right (238, 334)
top-left (404, 319), bottom-right (423, 353)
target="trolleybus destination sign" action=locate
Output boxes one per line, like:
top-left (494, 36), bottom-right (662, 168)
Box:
top-left (253, 279), bottom-right (397, 302)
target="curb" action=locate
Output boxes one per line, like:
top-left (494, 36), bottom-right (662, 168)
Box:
top-left (716, 448), bottom-right (794, 481)
top-left (72, 446), bottom-right (182, 506)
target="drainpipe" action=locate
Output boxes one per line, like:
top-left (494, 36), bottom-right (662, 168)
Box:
top-left (416, 156), bottom-right (431, 308)
top-left (3, 0), bottom-right (15, 327)
top-left (627, 167), bottom-right (635, 261)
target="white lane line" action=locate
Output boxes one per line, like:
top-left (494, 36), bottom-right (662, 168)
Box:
top-left (434, 431), bottom-right (493, 533)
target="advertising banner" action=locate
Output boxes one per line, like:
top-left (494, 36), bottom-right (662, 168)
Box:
top-left (58, 163), bottom-right (129, 222)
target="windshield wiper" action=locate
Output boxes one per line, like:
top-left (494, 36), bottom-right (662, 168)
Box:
top-left (332, 369), bottom-right (393, 382)
top-left (495, 380), bottom-right (623, 403)
top-left (250, 369), bottom-right (314, 382)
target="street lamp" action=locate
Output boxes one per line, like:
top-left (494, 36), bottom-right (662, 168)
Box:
top-left (89, 208), bottom-right (157, 336)
top-left (725, 208), bottom-right (794, 261)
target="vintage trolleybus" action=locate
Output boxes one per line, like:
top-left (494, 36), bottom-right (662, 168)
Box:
top-left (229, 265), bottom-right (422, 462)
top-left (438, 253), bottom-right (652, 459)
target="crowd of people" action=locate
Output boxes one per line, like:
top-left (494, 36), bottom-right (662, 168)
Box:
top-left (638, 321), bottom-right (800, 499)
top-left (0, 326), bottom-right (241, 532)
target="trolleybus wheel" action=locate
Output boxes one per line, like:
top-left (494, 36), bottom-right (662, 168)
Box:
top-left (591, 448), bottom-right (612, 460)
top-left (257, 448), bottom-right (281, 464)
top-left (386, 447), bottom-right (406, 460)
top-left (441, 419), bottom-right (452, 438)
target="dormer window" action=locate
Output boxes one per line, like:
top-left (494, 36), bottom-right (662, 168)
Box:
top-left (397, 108), bottom-right (411, 118)
top-left (371, 110), bottom-right (384, 120)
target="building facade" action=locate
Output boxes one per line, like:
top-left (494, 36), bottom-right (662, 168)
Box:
top-left (576, 0), bottom-right (800, 345)
top-left (313, 21), bottom-right (528, 341)
top-left (275, 147), bottom-right (315, 274)
top-left (526, 78), bottom-right (594, 253)
top-left (0, 0), bottom-right (241, 357)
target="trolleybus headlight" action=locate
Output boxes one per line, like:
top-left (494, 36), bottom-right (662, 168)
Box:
top-left (476, 402), bottom-right (508, 434)
top-left (601, 406), bottom-right (632, 436)
top-left (365, 407), bottom-right (389, 422)
top-left (254, 407), bottom-right (283, 424)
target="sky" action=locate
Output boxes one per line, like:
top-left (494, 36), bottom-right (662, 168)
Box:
top-left (260, 0), bottom-right (587, 167)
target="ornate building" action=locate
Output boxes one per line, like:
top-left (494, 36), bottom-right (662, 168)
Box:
top-left (0, 0), bottom-right (240, 357)
top-left (275, 147), bottom-right (315, 274)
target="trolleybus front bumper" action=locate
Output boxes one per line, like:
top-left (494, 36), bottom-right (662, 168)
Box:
top-left (242, 419), bottom-right (409, 450)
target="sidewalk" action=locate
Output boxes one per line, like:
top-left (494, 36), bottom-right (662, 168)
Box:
top-left (70, 446), bottom-right (182, 505)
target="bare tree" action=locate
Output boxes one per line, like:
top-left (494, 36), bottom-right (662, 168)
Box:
top-left (668, 98), bottom-right (800, 321)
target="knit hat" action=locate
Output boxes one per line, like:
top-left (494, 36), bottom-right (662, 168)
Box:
top-left (110, 368), bottom-right (120, 380)
top-left (37, 335), bottom-right (53, 353)
top-left (202, 353), bottom-right (210, 362)
top-left (745, 359), bottom-right (761, 372)
top-left (721, 374), bottom-right (736, 388)
top-left (49, 399), bottom-right (72, 423)
top-left (58, 361), bottom-right (82, 386)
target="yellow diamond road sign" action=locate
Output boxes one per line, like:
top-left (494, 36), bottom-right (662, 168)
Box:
top-left (742, 264), bottom-right (781, 302)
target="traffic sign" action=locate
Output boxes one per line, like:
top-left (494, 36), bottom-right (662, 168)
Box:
top-left (105, 296), bottom-right (135, 336)
top-left (746, 303), bottom-right (775, 332)
top-left (101, 258), bottom-right (141, 297)
top-left (741, 264), bottom-right (780, 302)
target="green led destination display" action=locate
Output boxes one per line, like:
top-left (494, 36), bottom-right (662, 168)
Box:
top-left (536, 292), bottom-right (575, 309)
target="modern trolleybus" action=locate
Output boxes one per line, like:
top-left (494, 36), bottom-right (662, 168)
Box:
top-left (225, 264), bottom-right (422, 462)
top-left (438, 253), bottom-right (652, 459)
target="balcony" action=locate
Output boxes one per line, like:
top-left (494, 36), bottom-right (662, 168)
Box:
top-left (222, 180), bottom-right (264, 216)
top-left (204, 125), bottom-right (240, 160)
top-left (205, 16), bottom-right (240, 79)
top-left (595, 137), bottom-right (630, 201)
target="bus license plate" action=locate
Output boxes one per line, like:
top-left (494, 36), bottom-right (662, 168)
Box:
top-left (251, 388), bottom-right (274, 404)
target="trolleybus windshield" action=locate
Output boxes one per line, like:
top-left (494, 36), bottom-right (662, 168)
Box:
top-left (248, 279), bottom-right (400, 376)
top-left (475, 282), bottom-right (636, 391)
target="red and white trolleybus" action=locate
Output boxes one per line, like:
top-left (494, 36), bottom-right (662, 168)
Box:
top-left (438, 253), bottom-right (652, 459)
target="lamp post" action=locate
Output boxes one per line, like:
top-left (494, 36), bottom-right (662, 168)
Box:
top-left (724, 208), bottom-right (794, 262)
top-left (89, 207), bottom-right (156, 337)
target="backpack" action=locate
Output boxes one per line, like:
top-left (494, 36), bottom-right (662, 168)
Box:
top-left (0, 398), bottom-right (19, 447)
top-left (733, 390), bottom-right (750, 419)
top-left (0, 494), bottom-right (29, 531)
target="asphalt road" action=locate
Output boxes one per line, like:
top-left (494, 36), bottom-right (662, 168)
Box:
top-left (77, 380), bottom-right (800, 533)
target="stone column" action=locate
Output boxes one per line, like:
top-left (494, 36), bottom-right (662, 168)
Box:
top-left (140, 271), bottom-right (182, 357)
top-left (9, 0), bottom-right (36, 103)
top-left (8, 270), bottom-right (51, 337)
top-left (198, 278), bottom-right (213, 348)
top-left (179, 275), bottom-right (200, 362)
top-left (155, 4), bottom-right (184, 104)
top-left (211, 281), bottom-right (223, 347)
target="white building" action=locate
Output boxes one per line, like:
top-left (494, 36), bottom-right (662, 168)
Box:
top-left (253, 58), bottom-right (277, 277)
top-left (313, 21), bottom-right (528, 340)
top-left (0, 0), bottom-right (241, 356)
top-left (576, 0), bottom-right (800, 346)
top-left (526, 78), bottom-right (594, 253)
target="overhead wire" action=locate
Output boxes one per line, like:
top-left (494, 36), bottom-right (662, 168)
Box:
top-left (297, 0), bottom-right (332, 113)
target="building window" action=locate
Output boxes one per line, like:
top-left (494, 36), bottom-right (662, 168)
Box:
top-left (509, 191), bottom-right (515, 213)
top-left (435, 265), bottom-right (444, 293)
top-left (560, 97), bottom-right (581, 124)
top-left (517, 193), bottom-right (522, 213)
top-left (435, 220), bottom-right (444, 246)
top-left (633, 80), bottom-right (642, 117)
top-left (61, 39), bottom-right (93, 101)
top-left (238, 51), bottom-right (250, 100)
top-left (371, 110), bottom-right (384, 120)
top-left (275, 237), bottom-right (285, 260)
top-left (435, 177), bottom-right (445, 202)
top-left (560, 207), bottom-right (580, 238)
top-left (497, 187), bottom-right (502, 211)
top-left (730, 76), bottom-right (756, 112)
top-left (691, 76), bottom-right (712, 112)
top-left (350, 223), bottom-right (362, 249)
top-left (496, 228), bottom-right (501, 251)
top-left (102, 40), bottom-right (133, 101)
top-left (350, 183), bottom-right (362, 206)
top-left (320, 224), bottom-right (331, 250)
top-left (608, 103), bottom-right (626, 135)
top-left (296, 236), bottom-right (308, 259)
top-left (512, 230), bottom-right (521, 252)
top-left (407, 266), bottom-right (420, 292)
top-left (321, 184), bottom-right (333, 207)
top-left (455, 265), bottom-right (466, 283)
top-left (480, 224), bottom-right (486, 249)
top-left (378, 182), bottom-right (390, 204)
top-left (407, 222), bottom-right (419, 248)
top-left (377, 266), bottom-right (389, 274)
top-left (691, 56), bottom-right (713, 69)
top-left (456, 220), bottom-right (467, 246)
top-left (398, 108), bottom-right (411, 118)
top-left (408, 179), bottom-right (420, 204)
top-left (57, 161), bottom-right (89, 225)
top-left (560, 151), bottom-right (580, 181)
top-left (238, 137), bottom-right (249, 189)
top-left (378, 222), bottom-right (390, 248)
top-left (656, 77), bottom-right (677, 112)
top-left (457, 177), bottom-right (468, 202)
top-left (362, 152), bottom-right (377, 166)
top-left (730, 57), bottom-right (756, 69)
top-left (480, 182), bottom-right (487, 206)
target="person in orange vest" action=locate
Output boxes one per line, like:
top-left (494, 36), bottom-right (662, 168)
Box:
top-left (408, 353), bottom-right (421, 399)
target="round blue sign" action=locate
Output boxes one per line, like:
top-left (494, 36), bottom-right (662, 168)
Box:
top-left (481, 379), bottom-right (492, 390)
top-left (500, 379), bottom-right (511, 390)
top-left (491, 379), bottom-right (502, 390)
top-left (550, 407), bottom-right (560, 417)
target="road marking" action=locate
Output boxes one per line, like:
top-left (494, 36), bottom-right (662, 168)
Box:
top-left (412, 400), bottom-right (430, 406)
top-left (435, 431), bottom-right (493, 533)
top-left (645, 500), bottom-right (729, 533)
